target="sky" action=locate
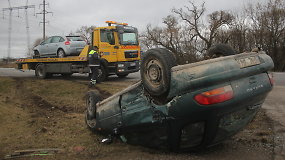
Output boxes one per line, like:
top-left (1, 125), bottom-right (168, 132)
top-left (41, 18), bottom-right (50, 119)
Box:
top-left (0, 0), bottom-right (267, 58)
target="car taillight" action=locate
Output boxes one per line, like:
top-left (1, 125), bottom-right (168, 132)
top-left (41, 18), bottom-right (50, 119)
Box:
top-left (65, 41), bottom-right (70, 45)
top-left (194, 85), bottom-right (234, 105)
top-left (267, 72), bottom-right (274, 86)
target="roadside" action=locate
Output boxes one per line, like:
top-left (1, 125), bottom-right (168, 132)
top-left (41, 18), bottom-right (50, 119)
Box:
top-left (263, 86), bottom-right (285, 160)
top-left (0, 76), bottom-right (276, 160)
top-left (0, 61), bottom-right (17, 68)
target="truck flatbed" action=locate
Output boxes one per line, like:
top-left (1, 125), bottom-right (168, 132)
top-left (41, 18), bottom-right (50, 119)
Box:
top-left (17, 56), bottom-right (87, 63)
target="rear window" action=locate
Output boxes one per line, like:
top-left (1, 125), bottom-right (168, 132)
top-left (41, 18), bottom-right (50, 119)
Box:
top-left (66, 36), bottom-right (84, 41)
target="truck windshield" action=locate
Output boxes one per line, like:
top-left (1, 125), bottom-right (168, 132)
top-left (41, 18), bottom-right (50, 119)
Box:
top-left (120, 32), bottom-right (138, 45)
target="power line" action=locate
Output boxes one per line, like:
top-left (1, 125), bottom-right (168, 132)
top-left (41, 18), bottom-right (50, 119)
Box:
top-left (25, 0), bottom-right (33, 57)
top-left (2, 0), bottom-right (35, 60)
top-left (37, 0), bottom-right (53, 40)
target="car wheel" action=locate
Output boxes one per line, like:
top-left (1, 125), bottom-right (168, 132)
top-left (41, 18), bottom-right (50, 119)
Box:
top-left (116, 73), bottom-right (129, 78)
top-left (57, 49), bottom-right (66, 58)
top-left (35, 64), bottom-right (47, 79)
top-left (208, 44), bottom-right (236, 57)
top-left (33, 50), bottom-right (40, 58)
top-left (85, 91), bottom-right (102, 132)
top-left (140, 48), bottom-right (177, 97)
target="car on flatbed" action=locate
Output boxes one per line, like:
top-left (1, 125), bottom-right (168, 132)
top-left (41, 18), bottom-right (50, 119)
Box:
top-left (85, 46), bottom-right (274, 151)
top-left (16, 21), bottom-right (142, 81)
top-left (33, 36), bottom-right (87, 58)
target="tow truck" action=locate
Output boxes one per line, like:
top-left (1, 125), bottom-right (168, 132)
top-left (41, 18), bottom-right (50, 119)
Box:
top-left (16, 21), bottom-right (141, 82)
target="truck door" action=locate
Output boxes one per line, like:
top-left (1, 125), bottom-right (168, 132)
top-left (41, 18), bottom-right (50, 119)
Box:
top-left (99, 29), bottom-right (118, 62)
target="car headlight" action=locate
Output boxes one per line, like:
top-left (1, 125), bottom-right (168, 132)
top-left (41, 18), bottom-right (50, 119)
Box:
top-left (118, 64), bottom-right (125, 68)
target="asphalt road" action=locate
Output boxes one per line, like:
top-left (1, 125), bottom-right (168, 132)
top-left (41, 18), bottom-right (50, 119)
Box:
top-left (0, 68), bottom-right (284, 86)
top-left (0, 68), bottom-right (141, 81)
top-left (272, 72), bottom-right (285, 86)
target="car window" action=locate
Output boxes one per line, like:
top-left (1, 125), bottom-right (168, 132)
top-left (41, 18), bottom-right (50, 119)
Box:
top-left (66, 36), bottom-right (84, 41)
top-left (41, 37), bottom-right (52, 45)
top-left (59, 37), bottom-right (65, 42)
top-left (51, 36), bottom-right (61, 43)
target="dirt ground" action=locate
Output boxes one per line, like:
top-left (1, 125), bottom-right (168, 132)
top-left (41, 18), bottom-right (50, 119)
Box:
top-left (0, 61), bottom-right (17, 68)
top-left (0, 76), bottom-right (276, 160)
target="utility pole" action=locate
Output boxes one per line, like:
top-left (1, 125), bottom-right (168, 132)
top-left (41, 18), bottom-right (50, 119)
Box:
top-left (2, 0), bottom-right (35, 61)
top-left (37, 0), bottom-right (52, 40)
top-left (25, 0), bottom-right (34, 57)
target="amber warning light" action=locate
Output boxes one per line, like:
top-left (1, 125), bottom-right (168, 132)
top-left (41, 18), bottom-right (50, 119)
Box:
top-left (105, 21), bottom-right (128, 26)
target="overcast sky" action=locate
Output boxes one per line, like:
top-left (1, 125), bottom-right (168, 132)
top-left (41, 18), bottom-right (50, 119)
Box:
top-left (0, 0), bottom-right (267, 58)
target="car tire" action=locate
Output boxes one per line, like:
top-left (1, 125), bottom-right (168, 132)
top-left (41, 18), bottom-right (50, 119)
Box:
top-left (57, 49), bottom-right (66, 58)
top-left (35, 64), bottom-right (47, 79)
top-left (85, 91), bottom-right (102, 132)
top-left (116, 73), bottom-right (129, 78)
top-left (208, 44), bottom-right (236, 57)
top-left (140, 48), bottom-right (177, 97)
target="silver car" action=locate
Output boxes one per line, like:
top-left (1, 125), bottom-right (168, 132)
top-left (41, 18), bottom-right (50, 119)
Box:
top-left (33, 36), bottom-right (87, 58)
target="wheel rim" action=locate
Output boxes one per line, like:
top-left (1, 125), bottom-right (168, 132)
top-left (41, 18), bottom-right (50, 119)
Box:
top-left (58, 50), bottom-right (64, 58)
top-left (145, 58), bottom-right (164, 88)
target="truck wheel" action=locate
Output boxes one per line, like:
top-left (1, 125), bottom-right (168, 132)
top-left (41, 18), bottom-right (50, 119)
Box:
top-left (141, 48), bottom-right (177, 97)
top-left (97, 65), bottom-right (107, 83)
top-left (208, 44), bottom-right (236, 57)
top-left (35, 64), bottom-right (48, 79)
top-left (57, 49), bottom-right (66, 58)
top-left (85, 91), bottom-right (102, 132)
top-left (116, 73), bottom-right (129, 78)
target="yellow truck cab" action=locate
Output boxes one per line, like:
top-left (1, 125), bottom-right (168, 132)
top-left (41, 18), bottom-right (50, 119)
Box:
top-left (16, 21), bottom-right (141, 81)
top-left (92, 21), bottom-right (141, 79)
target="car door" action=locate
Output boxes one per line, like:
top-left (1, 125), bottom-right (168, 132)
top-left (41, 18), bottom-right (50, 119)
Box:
top-left (97, 96), bottom-right (122, 130)
top-left (38, 37), bottom-right (52, 56)
top-left (49, 36), bottom-right (61, 56)
top-left (119, 84), bottom-right (155, 127)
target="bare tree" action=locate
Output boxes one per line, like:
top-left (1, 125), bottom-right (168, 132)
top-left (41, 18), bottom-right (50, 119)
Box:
top-left (32, 36), bottom-right (49, 49)
top-left (141, 0), bottom-right (285, 70)
top-left (246, 0), bottom-right (285, 71)
top-left (75, 25), bottom-right (96, 44)
top-left (173, 1), bottom-right (234, 52)
top-left (142, 15), bottom-right (199, 64)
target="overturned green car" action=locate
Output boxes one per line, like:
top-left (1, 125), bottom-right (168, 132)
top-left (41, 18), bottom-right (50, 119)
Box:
top-left (85, 46), bottom-right (274, 151)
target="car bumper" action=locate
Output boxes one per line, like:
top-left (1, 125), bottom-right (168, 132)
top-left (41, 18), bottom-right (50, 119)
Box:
top-left (116, 61), bottom-right (140, 74)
